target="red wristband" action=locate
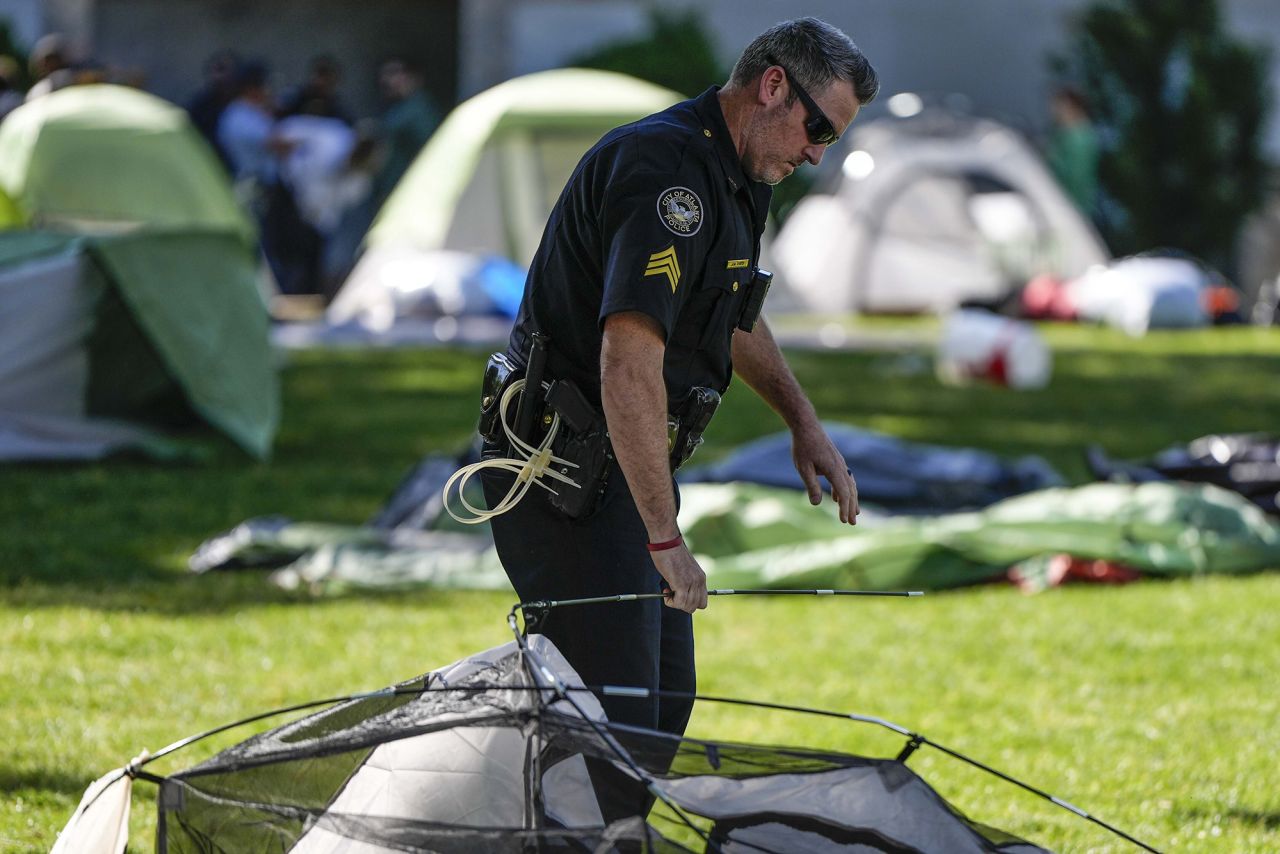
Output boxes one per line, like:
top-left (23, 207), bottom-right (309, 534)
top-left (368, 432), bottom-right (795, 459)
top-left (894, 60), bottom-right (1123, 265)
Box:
top-left (646, 534), bottom-right (683, 553)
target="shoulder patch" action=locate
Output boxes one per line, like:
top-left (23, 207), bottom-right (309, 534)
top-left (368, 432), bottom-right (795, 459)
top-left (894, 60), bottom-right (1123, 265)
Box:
top-left (657, 186), bottom-right (703, 237)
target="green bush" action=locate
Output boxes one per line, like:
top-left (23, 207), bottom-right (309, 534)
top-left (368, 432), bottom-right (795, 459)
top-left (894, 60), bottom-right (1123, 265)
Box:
top-left (568, 8), bottom-right (725, 99)
top-left (1056, 0), bottom-right (1272, 271)
top-left (567, 10), bottom-right (811, 225)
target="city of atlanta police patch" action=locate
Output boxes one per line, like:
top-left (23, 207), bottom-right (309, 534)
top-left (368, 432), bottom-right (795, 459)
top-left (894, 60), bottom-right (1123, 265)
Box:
top-left (657, 186), bottom-right (703, 236)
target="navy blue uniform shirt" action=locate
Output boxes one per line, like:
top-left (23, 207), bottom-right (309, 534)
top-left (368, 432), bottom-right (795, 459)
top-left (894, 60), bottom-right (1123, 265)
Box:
top-left (508, 86), bottom-right (772, 412)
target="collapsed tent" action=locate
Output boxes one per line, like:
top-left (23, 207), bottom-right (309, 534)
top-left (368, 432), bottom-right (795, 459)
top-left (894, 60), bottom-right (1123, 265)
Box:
top-left (191, 478), bottom-right (1280, 595)
top-left (1088, 433), bottom-right (1280, 516)
top-left (326, 69), bottom-right (682, 334)
top-left (57, 628), bottom-right (1158, 852)
top-left (679, 480), bottom-right (1280, 592)
top-left (679, 423), bottom-right (1062, 511)
top-left (0, 85), bottom-right (277, 460)
top-left (773, 108), bottom-right (1109, 315)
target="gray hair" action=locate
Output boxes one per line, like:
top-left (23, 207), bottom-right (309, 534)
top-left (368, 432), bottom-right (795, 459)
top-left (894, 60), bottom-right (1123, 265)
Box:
top-left (729, 17), bottom-right (880, 106)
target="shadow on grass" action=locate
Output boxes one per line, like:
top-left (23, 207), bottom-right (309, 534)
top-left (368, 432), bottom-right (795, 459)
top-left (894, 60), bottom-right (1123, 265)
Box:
top-left (0, 766), bottom-right (96, 799)
top-left (1225, 810), bottom-right (1280, 831)
top-left (1178, 805), bottom-right (1280, 831)
top-left (0, 569), bottom-right (506, 616)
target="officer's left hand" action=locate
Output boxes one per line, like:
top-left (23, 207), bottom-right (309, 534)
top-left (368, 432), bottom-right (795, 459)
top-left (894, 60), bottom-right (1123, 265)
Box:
top-left (791, 423), bottom-right (860, 525)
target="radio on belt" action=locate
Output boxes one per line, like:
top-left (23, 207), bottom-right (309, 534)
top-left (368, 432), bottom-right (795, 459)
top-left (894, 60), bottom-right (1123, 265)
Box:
top-left (737, 266), bottom-right (773, 333)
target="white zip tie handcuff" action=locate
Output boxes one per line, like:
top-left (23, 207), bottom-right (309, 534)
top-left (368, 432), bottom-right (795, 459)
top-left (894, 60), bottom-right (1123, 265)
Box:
top-left (442, 379), bottom-right (581, 524)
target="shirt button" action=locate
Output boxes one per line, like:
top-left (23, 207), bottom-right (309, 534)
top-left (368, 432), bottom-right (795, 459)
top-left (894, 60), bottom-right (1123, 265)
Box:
top-left (703, 129), bottom-right (711, 137)
top-left (732, 281), bottom-right (739, 292)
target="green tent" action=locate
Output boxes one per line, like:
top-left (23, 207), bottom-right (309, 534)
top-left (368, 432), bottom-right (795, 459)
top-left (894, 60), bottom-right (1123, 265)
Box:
top-left (366, 68), bottom-right (682, 264)
top-left (329, 68), bottom-right (682, 329)
top-left (0, 85), bottom-right (277, 460)
top-left (0, 186), bottom-right (21, 228)
top-left (0, 84), bottom-right (254, 239)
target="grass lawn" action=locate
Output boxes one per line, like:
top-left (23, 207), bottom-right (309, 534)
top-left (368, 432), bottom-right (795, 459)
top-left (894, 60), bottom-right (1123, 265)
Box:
top-left (2, 325), bottom-right (1279, 852)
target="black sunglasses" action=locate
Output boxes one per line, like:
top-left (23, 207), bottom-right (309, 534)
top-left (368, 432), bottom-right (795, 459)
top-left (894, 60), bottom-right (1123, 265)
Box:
top-left (766, 55), bottom-right (839, 146)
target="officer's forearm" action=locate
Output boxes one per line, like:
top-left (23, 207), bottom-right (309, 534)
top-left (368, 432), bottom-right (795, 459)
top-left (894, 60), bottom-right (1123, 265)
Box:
top-left (601, 313), bottom-right (680, 541)
top-left (731, 319), bottom-right (820, 432)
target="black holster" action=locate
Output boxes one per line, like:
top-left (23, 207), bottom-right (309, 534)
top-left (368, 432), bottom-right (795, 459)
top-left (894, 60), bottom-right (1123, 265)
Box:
top-left (668, 387), bottom-right (721, 471)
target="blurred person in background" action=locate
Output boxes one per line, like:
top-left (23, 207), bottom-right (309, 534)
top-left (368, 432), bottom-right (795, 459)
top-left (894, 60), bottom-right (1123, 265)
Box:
top-left (1046, 86), bottom-right (1100, 221)
top-left (217, 61), bottom-right (283, 192)
top-left (276, 55), bottom-right (368, 295)
top-left (25, 33), bottom-right (74, 101)
top-left (281, 54), bottom-right (351, 124)
top-left (218, 60), bottom-right (322, 294)
top-left (187, 50), bottom-right (240, 170)
top-left (0, 55), bottom-right (23, 119)
top-left (370, 57), bottom-right (439, 206)
top-left (316, 57), bottom-right (439, 296)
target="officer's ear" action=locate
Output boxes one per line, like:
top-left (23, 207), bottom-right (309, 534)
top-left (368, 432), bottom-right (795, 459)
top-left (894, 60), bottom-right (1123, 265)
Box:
top-left (757, 65), bottom-right (786, 107)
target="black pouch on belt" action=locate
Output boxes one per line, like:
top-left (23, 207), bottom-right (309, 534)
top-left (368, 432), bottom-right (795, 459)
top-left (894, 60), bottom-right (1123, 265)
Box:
top-left (477, 352), bottom-right (522, 449)
top-left (544, 379), bottom-right (613, 519)
top-left (479, 335), bottom-right (553, 456)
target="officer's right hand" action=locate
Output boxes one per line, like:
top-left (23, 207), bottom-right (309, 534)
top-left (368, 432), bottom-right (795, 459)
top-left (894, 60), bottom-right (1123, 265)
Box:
top-left (650, 545), bottom-right (709, 613)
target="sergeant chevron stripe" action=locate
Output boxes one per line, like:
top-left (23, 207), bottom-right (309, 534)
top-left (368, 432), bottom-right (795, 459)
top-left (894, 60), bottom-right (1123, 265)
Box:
top-left (644, 246), bottom-right (681, 292)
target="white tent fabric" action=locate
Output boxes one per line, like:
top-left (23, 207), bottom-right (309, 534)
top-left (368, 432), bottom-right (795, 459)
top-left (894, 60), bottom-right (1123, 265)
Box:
top-left (0, 245), bottom-right (168, 459)
top-left (49, 767), bottom-right (133, 854)
top-left (1067, 254), bottom-right (1210, 335)
top-left (287, 635), bottom-right (607, 853)
top-left (0, 249), bottom-right (99, 419)
top-left (774, 109), bottom-right (1109, 315)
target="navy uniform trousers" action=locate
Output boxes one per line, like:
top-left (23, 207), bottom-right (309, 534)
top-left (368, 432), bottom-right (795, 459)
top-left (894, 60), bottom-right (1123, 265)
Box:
top-left (481, 461), bottom-right (695, 737)
top-left (482, 461), bottom-right (695, 823)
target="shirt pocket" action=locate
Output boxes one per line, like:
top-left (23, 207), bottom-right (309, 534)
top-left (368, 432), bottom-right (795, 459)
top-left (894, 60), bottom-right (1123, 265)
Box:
top-left (694, 258), bottom-right (749, 351)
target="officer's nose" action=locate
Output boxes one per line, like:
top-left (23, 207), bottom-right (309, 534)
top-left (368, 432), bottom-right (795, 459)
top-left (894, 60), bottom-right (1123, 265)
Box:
top-left (803, 143), bottom-right (826, 167)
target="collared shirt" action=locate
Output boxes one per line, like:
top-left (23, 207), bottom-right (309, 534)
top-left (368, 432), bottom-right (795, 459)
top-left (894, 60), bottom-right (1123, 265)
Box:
top-left (509, 86), bottom-right (771, 412)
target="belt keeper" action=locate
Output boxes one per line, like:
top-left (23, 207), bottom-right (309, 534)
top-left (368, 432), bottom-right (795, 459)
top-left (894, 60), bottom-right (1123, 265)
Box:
top-left (646, 534), bottom-right (683, 553)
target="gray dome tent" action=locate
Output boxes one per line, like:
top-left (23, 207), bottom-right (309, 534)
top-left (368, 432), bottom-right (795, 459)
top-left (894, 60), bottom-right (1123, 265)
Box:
top-left (774, 109), bottom-right (1109, 315)
top-left (54, 624), bottom-right (1159, 852)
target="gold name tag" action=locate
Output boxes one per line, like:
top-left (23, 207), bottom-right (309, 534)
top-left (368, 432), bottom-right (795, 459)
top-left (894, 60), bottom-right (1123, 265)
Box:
top-left (726, 259), bottom-right (750, 269)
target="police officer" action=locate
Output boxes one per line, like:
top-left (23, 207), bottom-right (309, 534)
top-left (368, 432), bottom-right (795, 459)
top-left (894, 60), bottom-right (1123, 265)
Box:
top-left (481, 17), bottom-right (878, 747)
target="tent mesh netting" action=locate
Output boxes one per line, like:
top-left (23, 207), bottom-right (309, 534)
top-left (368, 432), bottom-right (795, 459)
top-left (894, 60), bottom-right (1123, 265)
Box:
top-left (155, 636), bottom-right (1047, 853)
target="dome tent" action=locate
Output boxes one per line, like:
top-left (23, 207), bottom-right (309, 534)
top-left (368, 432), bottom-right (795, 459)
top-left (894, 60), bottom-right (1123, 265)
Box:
top-left (774, 108), bottom-right (1109, 315)
top-left (0, 85), bottom-right (277, 460)
top-left (328, 69), bottom-right (683, 331)
top-left (366, 67), bottom-right (683, 266)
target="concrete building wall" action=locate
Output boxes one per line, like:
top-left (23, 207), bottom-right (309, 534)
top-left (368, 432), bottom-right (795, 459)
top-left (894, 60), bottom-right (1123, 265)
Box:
top-left (463, 0), bottom-right (1280, 155)
top-left (5, 0), bottom-right (1277, 150)
top-left (0, 0), bottom-right (45, 47)
top-left (15, 0), bottom-right (460, 120)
